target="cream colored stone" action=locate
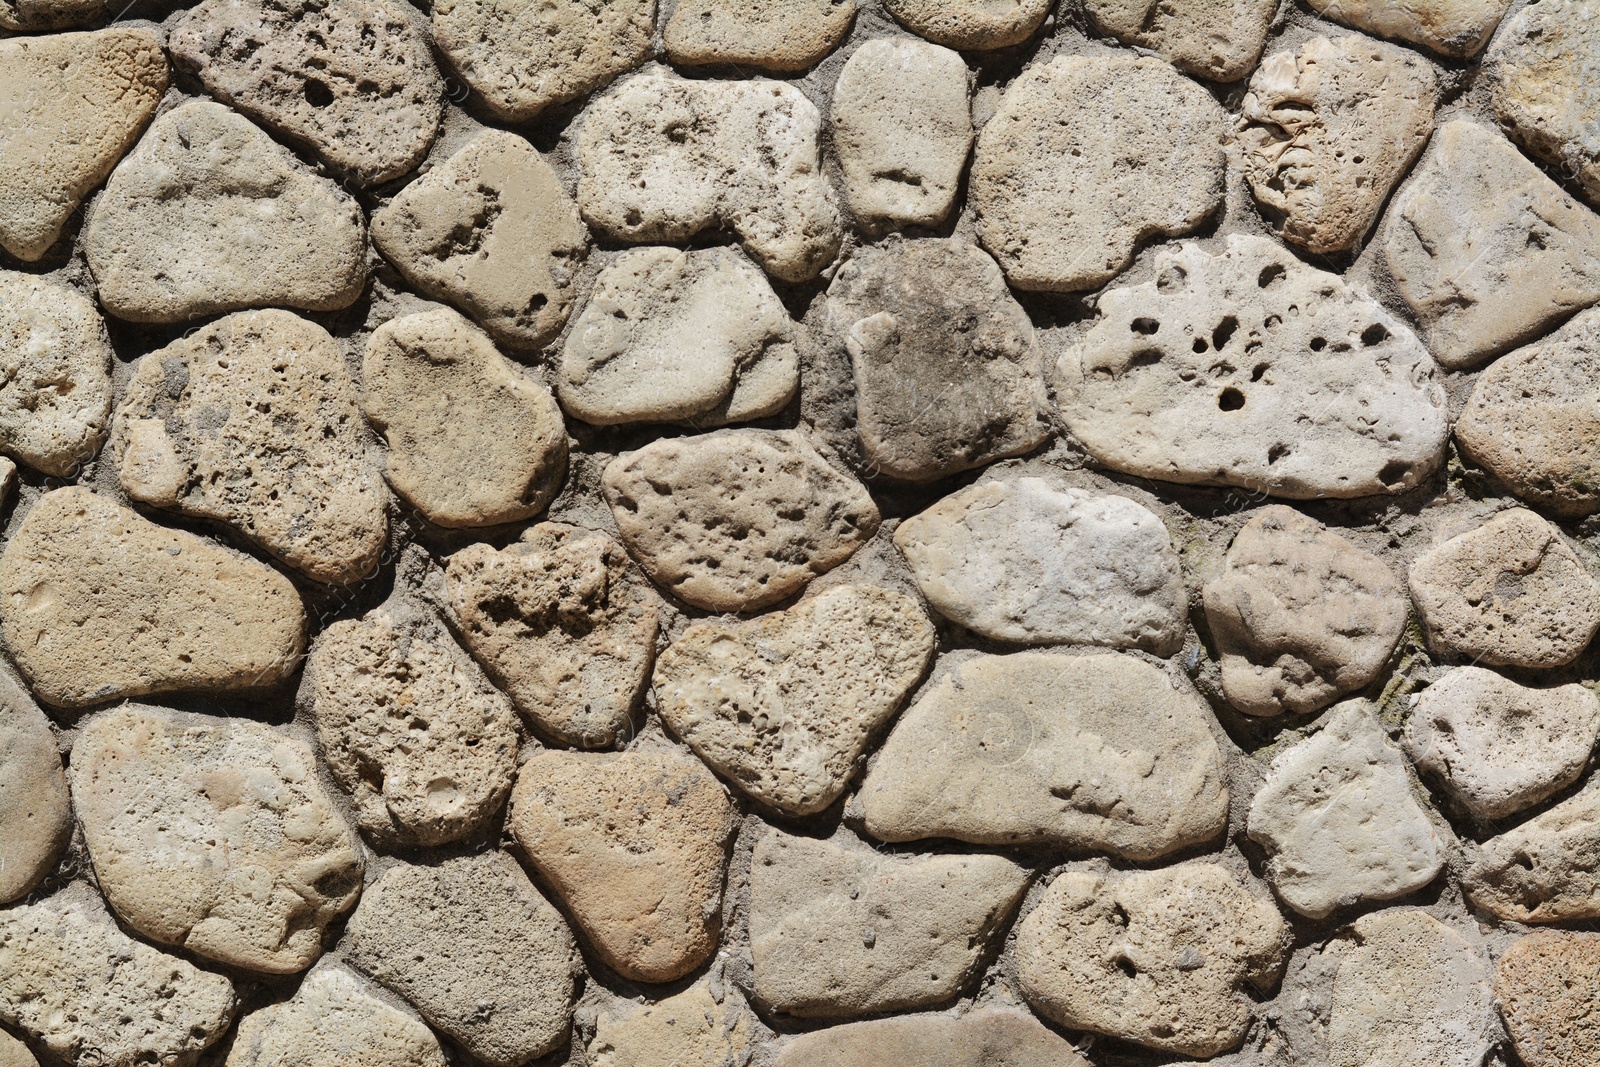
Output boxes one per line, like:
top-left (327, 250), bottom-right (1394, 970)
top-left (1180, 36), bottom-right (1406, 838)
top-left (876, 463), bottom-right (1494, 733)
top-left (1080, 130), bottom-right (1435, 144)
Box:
top-left (664, 0), bottom-right (855, 71)
top-left (0, 272), bottom-right (113, 477)
top-left (1497, 930), bottom-right (1600, 1067)
top-left (1305, 0), bottom-right (1510, 58)
top-left (882, 0), bottom-right (1051, 50)
top-left (1488, 0), bottom-right (1600, 207)
top-left (0, 1031), bottom-right (35, 1067)
top-left (1463, 777), bottom-right (1600, 923)
top-left (589, 983), bottom-right (758, 1067)
top-left (1085, 0), bottom-right (1276, 81)
top-left (224, 966), bottom-right (447, 1067)
top-left (0, 673), bottom-right (68, 905)
top-left (774, 1008), bottom-right (1091, 1067)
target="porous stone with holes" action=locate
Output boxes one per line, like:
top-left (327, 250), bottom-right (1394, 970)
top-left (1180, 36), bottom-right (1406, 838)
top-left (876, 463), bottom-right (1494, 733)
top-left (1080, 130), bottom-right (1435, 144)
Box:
top-left (588, 983), bottom-right (759, 1067)
top-left (1487, 0), bottom-right (1600, 208)
top-left (1496, 930), bottom-right (1600, 1067)
top-left (223, 965), bottom-right (448, 1067)
top-left (772, 1008), bottom-right (1092, 1067)
top-left (1303, 0), bottom-right (1511, 58)
top-left (0, 271), bottom-right (114, 477)
top-left (1463, 776), bottom-right (1600, 923)
top-left (663, 0), bottom-right (856, 71)
top-left (1084, 0), bottom-right (1277, 82)
top-left (881, 0), bottom-right (1052, 50)
top-left (0, 672), bottom-right (69, 905)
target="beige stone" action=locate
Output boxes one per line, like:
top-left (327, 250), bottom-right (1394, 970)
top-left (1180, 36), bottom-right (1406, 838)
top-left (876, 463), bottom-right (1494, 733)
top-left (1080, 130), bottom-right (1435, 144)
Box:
top-left (881, 0), bottom-right (1051, 50)
top-left (1408, 508), bottom-right (1600, 669)
top-left (86, 101), bottom-right (367, 324)
top-left (371, 131), bottom-right (589, 353)
top-left (589, 983), bottom-right (758, 1067)
top-left (603, 430), bottom-right (878, 612)
top-left (0, 674), bottom-right (68, 904)
top-left (1203, 506), bottom-right (1408, 716)
top-left (445, 523), bottom-right (659, 748)
top-left (1085, 0), bottom-right (1276, 81)
top-left (664, 0), bottom-right (855, 71)
top-left (1497, 930), bottom-right (1600, 1067)
top-left (0, 488), bottom-right (305, 708)
top-left (0, 1031), bottom-right (35, 1067)
top-left (0, 272), bottom-right (113, 477)
top-left (1463, 777), bottom-right (1600, 923)
top-left (1237, 35), bottom-right (1438, 255)
top-left (773, 1008), bottom-right (1091, 1067)
top-left (1016, 863), bottom-right (1288, 1057)
top-left (749, 830), bottom-right (1028, 1018)
top-left (224, 966), bottom-right (447, 1067)
top-left (114, 310), bottom-right (387, 586)
top-left (1488, 0), bottom-right (1600, 207)
top-left (653, 585), bottom-right (934, 816)
top-left (0, 29), bottom-right (166, 261)
top-left (0, 0), bottom-right (103, 29)
top-left (1305, 0), bottom-right (1510, 58)
top-left (896, 478), bottom-right (1186, 653)
top-left (362, 307), bottom-right (568, 527)
top-left (861, 652), bottom-right (1229, 860)
top-left (970, 55), bottom-right (1226, 293)
top-left (576, 71), bottom-right (843, 284)
top-left (508, 749), bottom-right (735, 983)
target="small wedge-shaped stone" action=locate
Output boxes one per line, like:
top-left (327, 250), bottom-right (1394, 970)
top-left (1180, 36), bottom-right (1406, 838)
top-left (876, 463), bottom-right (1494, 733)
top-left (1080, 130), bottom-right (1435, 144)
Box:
top-left (372, 132), bottom-right (589, 353)
top-left (577, 72), bottom-right (843, 284)
top-left (0, 0), bottom-right (103, 28)
top-left (1085, 0), bottom-right (1276, 81)
top-left (1488, 0), bottom-right (1600, 207)
top-left (1464, 777), bottom-right (1600, 922)
top-left (1017, 863), bottom-right (1288, 1057)
top-left (882, 0), bottom-right (1051, 49)
top-left (115, 310), bottom-right (387, 585)
top-left (750, 830), bottom-right (1028, 1018)
top-left (363, 308), bottom-right (567, 527)
top-left (225, 965), bottom-right (447, 1067)
top-left (896, 478), bottom-right (1187, 653)
top-left (0, 673), bottom-right (69, 904)
top-left (590, 983), bottom-right (758, 1067)
top-left (861, 652), bottom-right (1228, 859)
top-left (0, 272), bottom-right (113, 477)
top-left (1305, 0), bottom-right (1510, 58)
top-left (0, 29), bottom-right (166, 261)
top-left (1237, 35), bottom-right (1438, 255)
top-left (603, 430), bottom-right (878, 612)
top-left (653, 585), bottom-right (934, 815)
top-left (345, 853), bottom-right (578, 1067)
top-left (0, 893), bottom-right (236, 1067)
top-left (1497, 930), bottom-right (1600, 1067)
top-left (774, 1008), bottom-right (1091, 1067)
top-left (664, 0), bottom-right (855, 71)
top-left (1203, 506), bottom-right (1408, 716)
top-left (1381, 120), bottom-right (1600, 370)
top-left (0, 488), bottom-right (305, 708)
top-left (508, 749), bottom-right (736, 983)
top-left (445, 523), bottom-right (659, 748)
top-left (1059, 235), bottom-right (1448, 498)
top-left (971, 55), bottom-right (1226, 293)
top-left (1248, 702), bottom-right (1442, 918)
top-left (72, 706), bottom-right (364, 974)
top-left (1408, 508), bottom-right (1600, 669)
top-left (86, 101), bottom-right (367, 324)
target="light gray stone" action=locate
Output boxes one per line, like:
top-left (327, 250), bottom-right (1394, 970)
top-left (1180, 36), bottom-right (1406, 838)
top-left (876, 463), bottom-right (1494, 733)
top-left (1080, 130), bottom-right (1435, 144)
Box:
top-left (223, 965), bottom-right (447, 1067)
top-left (664, 0), bottom-right (856, 71)
top-left (1304, 0), bottom-right (1511, 58)
top-left (0, 271), bottom-right (113, 477)
top-left (881, 0), bottom-right (1051, 50)
top-left (1488, 0), bottom-right (1600, 207)
top-left (0, 673), bottom-right (68, 904)
top-left (773, 1008), bottom-right (1091, 1067)
top-left (1464, 777), bottom-right (1600, 923)
top-left (1084, 0), bottom-right (1277, 81)
top-left (0, 1030), bottom-right (35, 1067)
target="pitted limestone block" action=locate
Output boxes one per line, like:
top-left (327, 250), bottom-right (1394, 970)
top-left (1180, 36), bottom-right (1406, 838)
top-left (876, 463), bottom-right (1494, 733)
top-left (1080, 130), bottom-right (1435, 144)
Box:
top-left (0, 271), bottom-right (113, 477)
top-left (664, 0), bottom-right (855, 71)
top-left (1085, 0), bottom-right (1277, 81)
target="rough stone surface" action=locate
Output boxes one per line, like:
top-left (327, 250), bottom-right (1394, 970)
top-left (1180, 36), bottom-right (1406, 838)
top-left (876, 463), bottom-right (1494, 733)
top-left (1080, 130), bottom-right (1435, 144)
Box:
top-left (1247, 702), bottom-right (1442, 919)
top-left (1058, 235), bottom-right (1449, 498)
top-left (1015, 863), bottom-right (1288, 1057)
top-left (881, 0), bottom-right (1051, 50)
top-left (861, 652), bottom-right (1229, 860)
top-left (0, 674), bottom-right (69, 904)
top-left (1305, 0), bottom-right (1510, 58)
top-left (1488, 0), bottom-right (1600, 207)
top-left (1408, 507), bottom-right (1600, 669)
top-left (1237, 35), bottom-right (1438, 255)
top-left (653, 584), bottom-right (934, 815)
top-left (576, 71), bottom-right (843, 284)
top-left (1084, 0), bottom-right (1276, 81)
top-left (1496, 929), bottom-right (1600, 1067)
top-left (0, 488), bottom-right (306, 708)
top-left (749, 830), bottom-right (1028, 1018)
top-left (0, 0), bottom-right (101, 29)
top-left (508, 749), bottom-right (735, 983)
top-left (85, 100), bottom-right (367, 324)
top-left (664, 0), bottom-right (856, 71)
top-left (1464, 777), bottom-right (1600, 922)
top-left (444, 523), bottom-right (659, 748)
top-left (0, 271), bottom-right (114, 477)
top-left (825, 239), bottom-right (1049, 482)
top-left (1202, 505), bottom-right (1408, 716)
top-left (223, 966), bottom-right (447, 1067)
top-left (1381, 119), bottom-right (1600, 371)
top-left (588, 983), bottom-right (758, 1067)
top-left (344, 853), bottom-right (578, 1067)
top-left (773, 1008), bottom-right (1092, 1067)
top-left (558, 246), bottom-right (797, 427)
top-left (970, 54), bottom-right (1227, 293)
top-left (114, 309), bottom-right (387, 586)
top-left (362, 307), bottom-right (568, 527)
top-left (895, 477), bottom-right (1187, 653)
top-left (0, 1031), bottom-right (35, 1067)
top-left (602, 430), bottom-right (879, 612)
top-left (371, 131), bottom-right (589, 353)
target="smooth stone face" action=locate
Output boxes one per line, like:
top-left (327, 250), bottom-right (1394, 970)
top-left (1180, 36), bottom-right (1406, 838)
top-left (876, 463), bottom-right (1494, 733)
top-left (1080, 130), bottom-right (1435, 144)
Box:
top-left (0, 895), bottom-right (236, 1067)
top-left (1408, 508), bottom-right (1600, 669)
top-left (306, 604), bottom-right (520, 848)
top-left (0, 0), bottom-right (103, 28)
top-left (749, 830), bottom-right (1029, 1018)
top-left (1463, 778), bottom-right (1600, 922)
top-left (589, 983), bottom-right (757, 1067)
top-left (1381, 120), bottom-right (1600, 370)
top-left (1084, 0), bottom-right (1276, 81)
top-left (114, 310), bottom-right (387, 586)
top-left (1305, 0), bottom-right (1510, 57)
top-left (444, 523), bottom-right (659, 748)
top-left (1237, 35), bottom-right (1438, 255)
top-left (344, 853), bottom-right (578, 1067)
top-left (860, 652), bottom-right (1229, 860)
top-left (0, 29), bottom-right (166, 261)
top-left (223, 966), bottom-right (447, 1067)
top-left (1247, 702), bottom-right (1442, 919)
top-left (576, 72), bottom-right (843, 284)
top-left (826, 239), bottom-right (1049, 482)
top-left (0, 1031), bottom-right (36, 1067)
top-left (1497, 930), bottom-right (1600, 1067)
top-left (664, 0), bottom-right (856, 71)
top-left (508, 749), bottom-right (735, 983)
top-left (85, 101), bottom-right (367, 324)
top-left (72, 706), bottom-right (364, 974)
top-left (1058, 234), bottom-right (1449, 498)
top-left (1016, 863), bottom-right (1288, 1058)
top-left (371, 131), bottom-right (589, 353)
top-left (363, 307), bottom-right (568, 528)
top-left (0, 488), bottom-right (306, 708)
top-left (895, 478), bottom-right (1187, 653)
top-left (773, 1008), bottom-right (1092, 1067)
top-left (1488, 0), bottom-right (1600, 207)
top-left (558, 247), bottom-right (797, 427)
top-left (881, 0), bottom-right (1051, 49)
top-left (970, 55), bottom-right (1226, 293)
top-left (1405, 667), bottom-right (1600, 821)
top-left (0, 674), bottom-right (69, 904)
top-left (0, 272), bottom-right (113, 477)
top-left (653, 584), bottom-right (934, 816)
top-left (1203, 505), bottom-right (1407, 716)
top-left (602, 430), bottom-right (879, 612)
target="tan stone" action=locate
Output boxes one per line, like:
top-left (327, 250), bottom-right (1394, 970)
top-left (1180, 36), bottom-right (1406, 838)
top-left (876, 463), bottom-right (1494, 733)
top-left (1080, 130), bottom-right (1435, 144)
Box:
top-left (1305, 0), bottom-right (1510, 58)
top-left (224, 966), bottom-right (447, 1067)
top-left (653, 585), bottom-right (934, 815)
top-left (1085, 0), bottom-right (1276, 81)
top-left (1463, 777), bottom-right (1600, 923)
top-left (0, 488), bottom-right (305, 708)
top-left (1497, 930), bottom-right (1600, 1067)
top-left (0, 0), bottom-right (103, 29)
top-left (1488, 0), bottom-right (1600, 207)
top-left (881, 0), bottom-right (1051, 50)
top-left (0, 1031), bottom-right (35, 1067)
top-left (0, 272), bottom-right (113, 477)
top-left (664, 0), bottom-right (855, 71)
top-left (773, 1008), bottom-right (1091, 1067)
top-left (0, 673), bottom-right (69, 904)
top-left (589, 983), bottom-right (758, 1067)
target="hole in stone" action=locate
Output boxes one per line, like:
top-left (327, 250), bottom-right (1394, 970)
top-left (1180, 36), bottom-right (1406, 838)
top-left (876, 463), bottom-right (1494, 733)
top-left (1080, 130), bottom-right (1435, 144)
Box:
top-left (1361, 323), bottom-right (1390, 346)
top-left (1115, 955), bottom-right (1138, 979)
top-left (1218, 387), bottom-right (1246, 411)
top-left (1131, 317), bottom-right (1160, 336)
top-left (1212, 316), bottom-right (1239, 351)
top-left (1251, 363), bottom-right (1270, 382)
top-left (1378, 460), bottom-right (1411, 487)
top-left (304, 79), bottom-right (335, 108)
top-left (1267, 443), bottom-right (1289, 464)
top-left (1192, 338), bottom-right (1208, 354)
top-left (1309, 337), bottom-right (1327, 352)
top-left (1258, 263), bottom-right (1287, 288)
